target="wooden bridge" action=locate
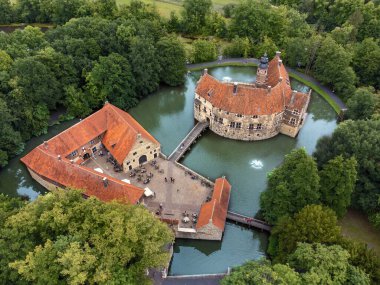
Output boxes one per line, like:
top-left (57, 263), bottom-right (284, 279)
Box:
top-left (227, 211), bottom-right (272, 232)
top-left (168, 121), bottom-right (209, 162)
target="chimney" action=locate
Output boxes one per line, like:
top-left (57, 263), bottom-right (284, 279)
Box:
top-left (203, 68), bottom-right (208, 76)
top-left (104, 100), bottom-right (109, 105)
top-left (276, 51), bottom-right (281, 57)
top-left (290, 90), bottom-right (297, 104)
top-left (267, 85), bottom-right (272, 93)
top-left (70, 159), bottom-right (74, 164)
top-left (278, 59), bottom-right (282, 66)
top-left (233, 82), bottom-right (238, 95)
top-left (57, 155), bottom-right (61, 161)
top-left (43, 141), bottom-right (48, 148)
top-left (103, 177), bottom-right (108, 188)
top-left (137, 133), bottom-right (141, 139)
top-left (279, 76), bottom-right (283, 83)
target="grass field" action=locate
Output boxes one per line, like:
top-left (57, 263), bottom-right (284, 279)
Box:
top-left (116, 0), bottom-right (239, 17)
top-left (340, 209), bottom-right (380, 256)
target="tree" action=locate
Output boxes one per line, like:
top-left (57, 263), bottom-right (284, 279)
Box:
top-left (0, 98), bottom-right (23, 167)
top-left (346, 87), bottom-right (378, 120)
top-left (338, 237), bottom-right (380, 283)
top-left (181, 0), bottom-right (212, 34)
top-left (260, 148), bottom-right (320, 224)
top-left (268, 205), bottom-right (341, 262)
top-left (5, 26), bottom-right (48, 59)
top-left (156, 36), bottom-right (186, 86)
top-left (191, 39), bottom-right (217, 63)
top-left (49, 0), bottom-right (90, 25)
top-left (254, 36), bottom-right (279, 59)
top-left (313, 120), bottom-right (380, 223)
top-left (313, 36), bottom-right (356, 100)
top-left (0, 50), bottom-right (13, 71)
top-left (128, 37), bottom-right (161, 97)
top-left (223, 36), bottom-right (250, 58)
top-left (221, 259), bottom-right (301, 285)
top-left (0, 190), bottom-right (174, 284)
top-left (0, 0), bottom-right (13, 24)
top-left (319, 155), bottom-right (357, 218)
top-left (222, 4), bottom-right (235, 18)
top-left (289, 243), bottom-right (370, 285)
top-left (86, 53), bottom-right (137, 109)
top-left (10, 56), bottom-right (60, 109)
top-left (64, 85), bottom-right (92, 118)
top-left (90, 0), bottom-right (117, 18)
top-left (353, 38), bottom-right (380, 89)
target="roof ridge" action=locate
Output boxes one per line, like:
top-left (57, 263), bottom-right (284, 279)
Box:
top-left (217, 178), bottom-right (225, 203)
top-left (45, 105), bottom-right (107, 148)
top-left (210, 199), bottom-right (217, 223)
top-left (108, 104), bottom-right (136, 131)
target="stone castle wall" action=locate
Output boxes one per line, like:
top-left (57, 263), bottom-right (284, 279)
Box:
top-left (176, 223), bottom-right (223, 240)
top-left (194, 94), bottom-right (284, 141)
top-left (28, 168), bottom-right (62, 192)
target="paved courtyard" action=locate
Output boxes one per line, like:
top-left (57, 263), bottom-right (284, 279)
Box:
top-left (84, 155), bottom-right (213, 232)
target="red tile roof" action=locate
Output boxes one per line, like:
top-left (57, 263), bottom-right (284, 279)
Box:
top-left (20, 103), bottom-right (161, 205)
top-left (21, 147), bottom-right (144, 204)
top-left (195, 56), bottom-right (309, 115)
top-left (196, 177), bottom-right (231, 231)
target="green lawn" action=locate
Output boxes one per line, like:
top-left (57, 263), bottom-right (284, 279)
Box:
top-left (340, 209), bottom-right (380, 256)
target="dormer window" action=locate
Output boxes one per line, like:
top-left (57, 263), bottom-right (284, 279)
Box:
top-left (90, 140), bottom-right (95, 145)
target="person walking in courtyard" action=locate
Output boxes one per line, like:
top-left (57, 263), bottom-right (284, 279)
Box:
top-left (164, 177), bottom-right (167, 183)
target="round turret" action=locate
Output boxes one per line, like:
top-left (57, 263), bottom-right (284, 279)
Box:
top-left (259, 53), bottom-right (269, 69)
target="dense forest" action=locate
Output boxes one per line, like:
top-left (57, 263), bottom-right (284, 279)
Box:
top-left (0, 0), bottom-right (379, 284)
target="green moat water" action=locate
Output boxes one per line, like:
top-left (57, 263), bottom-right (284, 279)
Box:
top-left (0, 66), bottom-right (337, 275)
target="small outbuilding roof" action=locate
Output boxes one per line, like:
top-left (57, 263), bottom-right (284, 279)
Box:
top-left (196, 177), bottom-right (231, 231)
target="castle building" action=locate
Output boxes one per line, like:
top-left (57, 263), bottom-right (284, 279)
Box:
top-left (194, 52), bottom-right (311, 140)
top-left (21, 103), bottom-right (160, 204)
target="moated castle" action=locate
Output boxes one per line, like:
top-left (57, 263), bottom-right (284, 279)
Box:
top-left (194, 52), bottom-right (311, 140)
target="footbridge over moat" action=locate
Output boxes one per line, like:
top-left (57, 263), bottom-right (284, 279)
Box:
top-left (168, 121), bottom-right (209, 162)
top-left (227, 211), bottom-right (272, 232)
top-left (168, 121), bottom-right (272, 233)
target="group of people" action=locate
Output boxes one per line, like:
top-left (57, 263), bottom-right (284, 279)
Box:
top-left (164, 177), bottom-right (175, 183)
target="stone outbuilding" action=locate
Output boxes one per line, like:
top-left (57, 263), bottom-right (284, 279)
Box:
top-left (195, 177), bottom-right (231, 240)
top-left (21, 103), bottom-right (161, 204)
top-left (194, 52), bottom-right (311, 140)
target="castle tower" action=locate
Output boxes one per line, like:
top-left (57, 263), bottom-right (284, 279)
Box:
top-left (256, 53), bottom-right (269, 86)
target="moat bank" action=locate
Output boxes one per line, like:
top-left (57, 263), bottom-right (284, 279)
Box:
top-left (0, 66), bottom-right (337, 275)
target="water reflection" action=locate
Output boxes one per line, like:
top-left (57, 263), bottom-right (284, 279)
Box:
top-left (250, 160), bottom-right (264, 169)
top-left (170, 223), bottom-right (268, 275)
